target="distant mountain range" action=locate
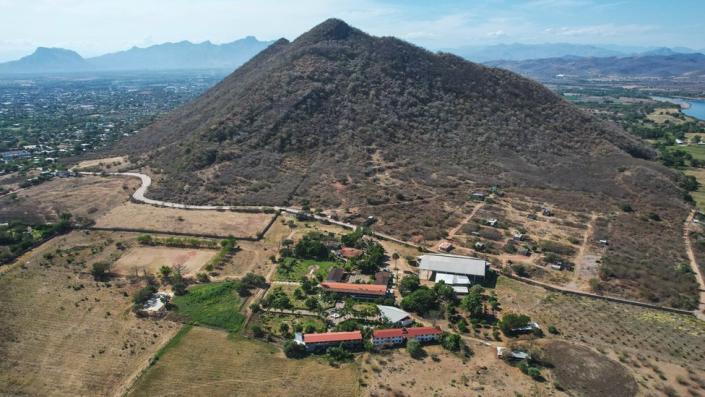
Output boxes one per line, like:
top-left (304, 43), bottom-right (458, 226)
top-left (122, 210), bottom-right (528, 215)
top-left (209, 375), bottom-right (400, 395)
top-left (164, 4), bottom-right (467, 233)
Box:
top-left (447, 43), bottom-right (702, 63)
top-left (486, 52), bottom-right (705, 80)
top-left (0, 37), bottom-right (273, 74)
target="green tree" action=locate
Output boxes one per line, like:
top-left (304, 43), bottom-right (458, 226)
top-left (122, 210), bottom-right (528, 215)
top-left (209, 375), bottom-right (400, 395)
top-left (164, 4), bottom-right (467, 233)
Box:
top-left (499, 313), bottom-right (531, 336)
top-left (283, 340), bottom-right (307, 358)
top-left (400, 287), bottom-right (437, 314)
top-left (91, 261), bottom-right (111, 281)
top-left (442, 333), bottom-right (462, 352)
top-left (461, 284), bottom-right (485, 317)
top-left (407, 339), bottom-right (424, 359)
top-left (399, 274), bottom-right (420, 296)
top-left (159, 266), bottom-right (172, 278)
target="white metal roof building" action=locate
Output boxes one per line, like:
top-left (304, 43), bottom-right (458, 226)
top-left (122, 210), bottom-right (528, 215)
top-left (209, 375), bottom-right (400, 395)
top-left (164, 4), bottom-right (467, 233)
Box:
top-left (377, 305), bottom-right (413, 326)
top-left (434, 272), bottom-right (471, 285)
top-left (418, 253), bottom-right (487, 278)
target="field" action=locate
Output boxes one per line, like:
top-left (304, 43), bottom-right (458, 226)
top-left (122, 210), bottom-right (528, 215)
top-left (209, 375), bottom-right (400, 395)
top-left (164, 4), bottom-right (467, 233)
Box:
top-left (170, 282), bottom-right (245, 332)
top-left (360, 343), bottom-right (557, 397)
top-left (128, 326), bottom-right (359, 397)
top-left (95, 202), bottom-right (274, 237)
top-left (0, 175), bottom-right (139, 224)
top-left (495, 276), bottom-right (705, 396)
top-left (250, 312), bottom-right (326, 338)
top-left (113, 246), bottom-right (217, 276)
top-left (0, 231), bottom-right (180, 396)
top-left (76, 156), bottom-right (131, 172)
top-left (647, 107), bottom-right (689, 124)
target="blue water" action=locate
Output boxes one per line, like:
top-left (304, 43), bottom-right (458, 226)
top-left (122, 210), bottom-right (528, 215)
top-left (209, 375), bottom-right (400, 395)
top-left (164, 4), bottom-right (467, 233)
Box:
top-left (683, 99), bottom-right (705, 121)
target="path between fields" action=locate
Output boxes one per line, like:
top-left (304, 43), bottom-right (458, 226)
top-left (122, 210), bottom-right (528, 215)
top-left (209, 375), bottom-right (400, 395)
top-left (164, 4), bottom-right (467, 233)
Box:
top-left (447, 202), bottom-right (485, 241)
top-left (683, 210), bottom-right (705, 320)
top-left (566, 212), bottom-right (598, 291)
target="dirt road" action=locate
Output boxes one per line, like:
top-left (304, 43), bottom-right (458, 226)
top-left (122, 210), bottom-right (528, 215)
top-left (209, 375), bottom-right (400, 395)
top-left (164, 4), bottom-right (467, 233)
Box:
top-left (683, 210), bottom-right (705, 320)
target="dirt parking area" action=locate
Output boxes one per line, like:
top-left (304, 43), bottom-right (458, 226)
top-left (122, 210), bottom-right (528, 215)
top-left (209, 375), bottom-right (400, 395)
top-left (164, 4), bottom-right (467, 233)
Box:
top-left (94, 203), bottom-right (275, 237)
top-left (0, 175), bottom-right (139, 224)
top-left (113, 246), bottom-right (217, 276)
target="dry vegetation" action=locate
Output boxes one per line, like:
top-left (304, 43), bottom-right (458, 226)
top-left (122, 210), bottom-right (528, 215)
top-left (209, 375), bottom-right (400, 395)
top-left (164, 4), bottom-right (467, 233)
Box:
top-left (496, 276), bottom-right (705, 396)
top-left (128, 326), bottom-right (359, 397)
top-left (75, 156), bottom-right (132, 172)
top-left (94, 202), bottom-right (274, 237)
top-left (0, 231), bottom-right (180, 396)
top-left (0, 175), bottom-right (139, 224)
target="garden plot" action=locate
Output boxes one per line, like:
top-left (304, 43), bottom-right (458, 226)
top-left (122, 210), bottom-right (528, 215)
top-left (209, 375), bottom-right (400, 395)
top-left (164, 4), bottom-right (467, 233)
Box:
top-left (113, 246), bottom-right (217, 276)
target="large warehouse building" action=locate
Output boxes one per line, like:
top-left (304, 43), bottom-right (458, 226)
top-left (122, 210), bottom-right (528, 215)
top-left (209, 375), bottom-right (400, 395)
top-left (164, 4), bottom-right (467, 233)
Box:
top-left (418, 253), bottom-right (488, 293)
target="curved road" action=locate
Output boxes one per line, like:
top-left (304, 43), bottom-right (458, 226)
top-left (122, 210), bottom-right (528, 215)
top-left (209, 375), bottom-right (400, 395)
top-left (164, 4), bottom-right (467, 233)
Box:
top-left (82, 171), bottom-right (705, 320)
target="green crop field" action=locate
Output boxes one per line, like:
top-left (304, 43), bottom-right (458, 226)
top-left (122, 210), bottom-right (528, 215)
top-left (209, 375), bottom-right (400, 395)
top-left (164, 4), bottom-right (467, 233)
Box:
top-left (171, 282), bottom-right (244, 332)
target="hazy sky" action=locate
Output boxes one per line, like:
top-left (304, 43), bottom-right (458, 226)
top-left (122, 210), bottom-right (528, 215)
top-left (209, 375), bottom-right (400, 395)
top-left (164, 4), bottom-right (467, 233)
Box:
top-left (0, 0), bottom-right (703, 61)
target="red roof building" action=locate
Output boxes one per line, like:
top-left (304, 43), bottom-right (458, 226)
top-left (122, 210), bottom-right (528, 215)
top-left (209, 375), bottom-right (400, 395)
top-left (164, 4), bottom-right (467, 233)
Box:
top-left (302, 331), bottom-right (363, 351)
top-left (372, 327), bottom-right (443, 347)
top-left (320, 282), bottom-right (388, 297)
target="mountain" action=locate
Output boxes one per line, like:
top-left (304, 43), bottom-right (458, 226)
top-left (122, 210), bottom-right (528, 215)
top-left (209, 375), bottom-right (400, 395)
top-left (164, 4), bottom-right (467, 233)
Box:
top-left (88, 36), bottom-right (273, 71)
top-left (118, 19), bottom-right (700, 307)
top-left (487, 52), bottom-right (705, 80)
top-left (0, 37), bottom-right (273, 74)
top-left (0, 47), bottom-right (92, 74)
top-left (449, 43), bottom-right (625, 62)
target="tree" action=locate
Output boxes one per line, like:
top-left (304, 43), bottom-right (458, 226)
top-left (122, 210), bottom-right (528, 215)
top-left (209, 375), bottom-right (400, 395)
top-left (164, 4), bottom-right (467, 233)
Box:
top-left (499, 313), bottom-right (531, 336)
top-left (294, 232), bottom-right (330, 260)
top-left (354, 242), bottom-right (386, 274)
top-left (400, 287), bottom-right (437, 314)
top-left (301, 277), bottom-right (317, 294)
top-left (159, 266), bottom-right (172, 278)
top-left (172, 281), bottom-right (187, 296)
top-left (91, 261), bottom-right (111, 281)
top-left (442, 333), bottom-right (462, 352)
top-left (279, 322), bottom-right (290, 336)
top-left (461, 284), bottom-right (485, 317)
top-left (327, 345), bottom-right (354, 363)
top-left (433, 280), bottom-right (456, 303)
top-left (196, 272), bottom-right (210, 283)
top-left (407, 339), bottom-right (424, 359)
top-left (399, 274), bottom-right (420, 296)
top-left (305, 296), bottom-right (319, 310)
top-left (283, 340), bottom-right (307, 358)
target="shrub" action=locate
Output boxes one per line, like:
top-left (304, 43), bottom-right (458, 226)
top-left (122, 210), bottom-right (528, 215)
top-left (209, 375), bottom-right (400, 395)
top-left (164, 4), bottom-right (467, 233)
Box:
top-left (196, 272), bottom-right (210, 283)
top-left (547, 325), bottom-right (559, 334)
top-left (407, 339), bottom-right (424, 359)
top-left (283, 340), bottom-right (307, 358)
top-left (91, 261), bottom-right (111, 281)
top-left (251, 324), bottom-right (265, 338)
top-left (499, 313), bottom-right (531, 336)
top-left (172, 282), bottom-right (187, 296)
top-left (441, 333), bottom-right (462, 352)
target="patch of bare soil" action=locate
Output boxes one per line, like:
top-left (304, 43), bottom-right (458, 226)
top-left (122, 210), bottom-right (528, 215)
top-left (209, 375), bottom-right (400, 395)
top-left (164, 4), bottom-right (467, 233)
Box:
top-left (542, 340), bottom-right (637, 397)
top-left (0, 176), bottom-right (139, 224)
top-left (113, 246), bottom-right (217, 276)
top-left (94, 202), bottom-right (274, 237)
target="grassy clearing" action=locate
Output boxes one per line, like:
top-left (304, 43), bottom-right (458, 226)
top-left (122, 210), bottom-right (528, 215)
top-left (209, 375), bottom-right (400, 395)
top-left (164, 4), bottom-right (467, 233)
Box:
top-left (128, 326), bottom-right (359, 397)
top-left (171, 282), bottom-right (244, 332)
top-left (252, 312), bottom-right (326, 337)
top-left (273, 258), bottom-right (339, 281)
top-left (685, 168), bottom-right (705, 208)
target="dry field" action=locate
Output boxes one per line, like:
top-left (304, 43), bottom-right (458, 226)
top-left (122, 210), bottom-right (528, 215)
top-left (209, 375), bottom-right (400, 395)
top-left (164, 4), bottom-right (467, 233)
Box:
top-left (75, 156), bottom-right (132, 172)
top-left (360, 344), bottom-right (558, 397)
top-left (113, 246), bottom-right (217, 276)
top-left (0, 175), bottom-right (139, 224)
top-left (94, 202), bottom-right (275, 237)
top-left (128, 326), bottom-right (359, 397)
top-left (646, 107), bottom-right (689, 124)
top-left (495, 276), bottom-right (705, 396)
top-left (0, 231), bottom-right (180, 397)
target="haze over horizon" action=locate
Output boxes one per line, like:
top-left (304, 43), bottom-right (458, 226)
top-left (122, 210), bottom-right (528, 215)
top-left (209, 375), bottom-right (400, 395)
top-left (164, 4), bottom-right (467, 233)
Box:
top-left (0, 0), bottom-right (703, 62)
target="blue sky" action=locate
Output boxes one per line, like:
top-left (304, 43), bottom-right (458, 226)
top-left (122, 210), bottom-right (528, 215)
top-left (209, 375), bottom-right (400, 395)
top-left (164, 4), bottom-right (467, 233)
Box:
top-left (0, 0), bottom-right (702, 61)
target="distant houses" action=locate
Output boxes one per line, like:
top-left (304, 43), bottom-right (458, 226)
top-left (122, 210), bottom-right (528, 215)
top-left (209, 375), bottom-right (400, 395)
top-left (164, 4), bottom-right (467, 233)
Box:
top-left (1, 150), bottom-right (31, 162)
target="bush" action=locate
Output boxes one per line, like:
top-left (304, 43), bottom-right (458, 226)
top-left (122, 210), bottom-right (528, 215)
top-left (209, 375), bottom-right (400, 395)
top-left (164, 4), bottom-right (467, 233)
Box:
top-left (172, 282), bottom-right (187, 296)
top-left (196, 272), bottom-right (210, 283)
top-left (499, 313), bottom-right (531, 336)
top-left (132, 285), bottom-right (157, 306)
top-left (251, 324), bottom-right (265, 338)
top-left (547, 325), bottom-right (559, 334)
top-left (400, 287), bottom-right (437, 314)
top-left (91, 261), bottom-right (111, 281)
top-left (441, 333), bottom-right (462, 352)
top-left (407, 339), bottom-right (424, 359)
top-left (327, 345), bottom-right (354, 363)
top-left (283, 340), bottom-right (307, 358)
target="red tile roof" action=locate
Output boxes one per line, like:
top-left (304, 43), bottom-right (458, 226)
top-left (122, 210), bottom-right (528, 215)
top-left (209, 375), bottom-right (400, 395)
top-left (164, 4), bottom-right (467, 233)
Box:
top-left (320, 282), bottom-right (387, 296)
top-left (405, 327), bottom-right (443, 337)
top-left (340, 247), bottom-right (363, 258)
top-left (373, 328), bottom-right (405, 338)
top-left (303, 331), bottom-right (362, 344)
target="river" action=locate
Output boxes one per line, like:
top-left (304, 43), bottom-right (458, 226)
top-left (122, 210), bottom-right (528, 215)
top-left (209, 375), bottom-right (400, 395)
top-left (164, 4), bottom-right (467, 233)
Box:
top-left (651, 96), bottom-right (705, 121)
